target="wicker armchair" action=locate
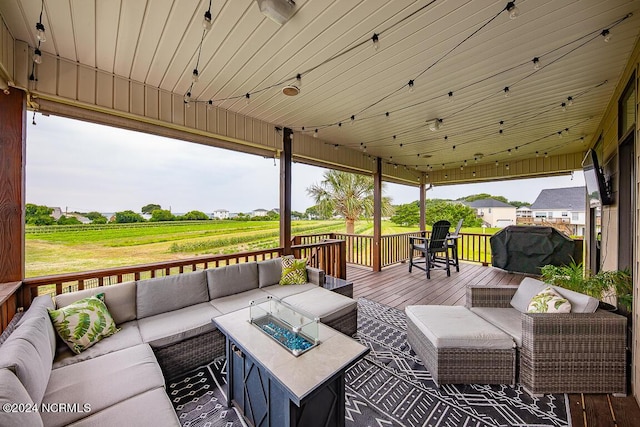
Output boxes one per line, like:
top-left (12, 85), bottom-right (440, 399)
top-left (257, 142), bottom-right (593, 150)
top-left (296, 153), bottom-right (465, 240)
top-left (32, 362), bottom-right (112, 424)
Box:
top-left (466, 285), bottom-right (627, 396)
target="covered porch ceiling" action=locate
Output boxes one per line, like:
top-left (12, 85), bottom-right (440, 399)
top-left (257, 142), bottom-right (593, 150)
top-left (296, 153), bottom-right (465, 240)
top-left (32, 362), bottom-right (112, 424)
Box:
top-left (1, 0), bottom-right (639, 186)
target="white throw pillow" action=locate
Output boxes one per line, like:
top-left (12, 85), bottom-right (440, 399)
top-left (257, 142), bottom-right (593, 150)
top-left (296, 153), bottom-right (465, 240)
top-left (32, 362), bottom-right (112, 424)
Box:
top-left (527, 287), bottom-right (572, 313)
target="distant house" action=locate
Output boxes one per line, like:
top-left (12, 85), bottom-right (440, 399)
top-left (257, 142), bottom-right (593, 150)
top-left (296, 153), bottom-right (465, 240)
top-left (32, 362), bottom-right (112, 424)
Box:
top-left (530, 186), bottom-right (586, 236)
top-left (252, 208), bottom-right (269, 217)
top-left (51, 207), bottom-right (63, 220)
top-left (516, 206), bottom-right (532, 218)
top-left (463, 199), bottom-right (516, 228)
top-left (211, 209), bottom-right (229, 220)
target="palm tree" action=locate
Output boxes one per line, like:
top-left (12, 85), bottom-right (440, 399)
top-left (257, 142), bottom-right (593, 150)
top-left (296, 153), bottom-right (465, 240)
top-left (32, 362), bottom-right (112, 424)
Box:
top-left (306, 170), bottom-right (393, 234)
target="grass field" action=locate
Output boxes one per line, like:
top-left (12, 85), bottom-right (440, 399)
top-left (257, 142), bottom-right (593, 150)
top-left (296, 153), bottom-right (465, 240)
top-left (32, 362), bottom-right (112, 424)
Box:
top-left (25, 220), bottom-right (497, 277)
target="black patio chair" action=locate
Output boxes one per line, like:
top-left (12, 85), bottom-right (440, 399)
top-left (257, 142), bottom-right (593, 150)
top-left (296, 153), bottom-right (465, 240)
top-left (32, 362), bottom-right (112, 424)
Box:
top-left (408, 220), bottom-right (451, 279)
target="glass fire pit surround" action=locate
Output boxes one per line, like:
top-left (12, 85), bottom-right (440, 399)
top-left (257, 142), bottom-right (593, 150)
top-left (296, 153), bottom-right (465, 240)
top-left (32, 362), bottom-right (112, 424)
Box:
top-left (249, 296), bottom-right (320, 356)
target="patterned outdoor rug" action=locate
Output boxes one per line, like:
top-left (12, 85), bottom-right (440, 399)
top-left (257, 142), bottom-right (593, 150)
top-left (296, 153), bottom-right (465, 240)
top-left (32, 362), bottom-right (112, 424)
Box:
top-left (168, 298), bottom-right (569, 427)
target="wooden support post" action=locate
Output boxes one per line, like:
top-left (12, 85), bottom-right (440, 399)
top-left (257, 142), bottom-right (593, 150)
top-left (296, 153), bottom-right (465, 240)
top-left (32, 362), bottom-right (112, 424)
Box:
top-left (419, 174), bottom-right (426, 232)
top-left (280, 128), bottom-right (292, 255)
top-left (0, 89), bottom-right (26, 284)
top-left (373, 158), bottom-right (382, 272)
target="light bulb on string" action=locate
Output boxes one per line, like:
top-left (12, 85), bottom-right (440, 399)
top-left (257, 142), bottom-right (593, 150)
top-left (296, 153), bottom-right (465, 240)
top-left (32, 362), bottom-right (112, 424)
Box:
top-left (371, 33), bottom-right (380, 51)
top-left (313, 129), bottom-right (318, 138)
top-left (601, 29), bottom-right (611, 42)
top-left (350, 115), bottom-right (355, 125)
top-left (408, 80), bottom-right (415, 93)
top-left (35, 22), bottom-right (46, 42)
top-left (561, 102), bottom-right (566, 112)
top-left (33, 48), bottom-right (42, 64)
top-left (203, 0), bottom-right (213, 31)
top-left (499, 120), bottom-right (504, 130)
top-left (183, 91), bottom-right (191, 104)
top-left (334, 144), bottom-right (339, 151)
top-left (506, 1), bottom-right (519, 19)
top-left (506, 164), bottom-right (510, 170)
top-left (296, 74), bottom-right (302, 89)
top-left (508, 148), bottom-right (512, 155)
top-left (535, 151), bottom-right (539, 157)
top-left (567, 96), bottom-right (573, 106)
top-left (558, 131), bottom-right (563, 138)
top-left (385, 112), bottom-right (390, 120)
top-left (495, 160), bottom-right (499, 167)
top-left (207, 100), bottom-right (213, 110)
top-left (503, 86), bottom-right (510, 97)
top-left (192, 69), bottom-right (199, 83)
top-left (544, 152), bottom-right (549, 158)
top-left (245, 93), bottom-right (250, 105)
top-left (460, 165), bottom-right (464, 171)
top-left (448, 91), bottom-right (454, 102)
top-left (472, 171), bottom-right (476, 177)
top-left (532, 57), bottom-right (540, 70)
top-left (564, 127), bottom-right (570, 135)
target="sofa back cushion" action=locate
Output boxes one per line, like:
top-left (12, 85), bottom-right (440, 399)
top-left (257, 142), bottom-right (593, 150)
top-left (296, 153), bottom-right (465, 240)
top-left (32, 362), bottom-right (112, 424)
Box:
top-left (15, 295), bottom-right (56, 356)
top-left (0, 369), bottom-right (44, 427)
top-left (137, 271), bottom-right (209, 318)
top-left (55, 281), bottom-right (137, 324)
top-left (207, 262), bottom-right (259, 299)
top-left (511, 277), bottom-right (599, 313)
top-left (257, 256), bottom-right (293, 288)
top-left (0, 316), bottom-right (53, 404)
top-left (510, 278), bottom-right (547, 312)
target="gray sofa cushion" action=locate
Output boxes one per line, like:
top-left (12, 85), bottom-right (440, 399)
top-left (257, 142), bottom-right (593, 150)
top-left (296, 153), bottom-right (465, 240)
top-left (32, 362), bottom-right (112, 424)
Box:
top-left (137, 302), bottom-right (222, 348)
top-left (207, 262), bottom-right (259, 299)
top-left (15, 294), bottom-right (57, 356)
top-left (282, 287), bottom-right (356, 323)
top-left (53, 320), bottom-right (143, 369)
top-left (209, 289), bottom-right (270, 314)
top-left (552, 286), bottom-right (599, 313)
top-left (0, 369), bottom-right (44, 427)
top-left (510, 277), bottom-right (547, 312)
top-left (42, 344), bottom-right (164, 427)
top-left (470, 307), bottom-right (523, 347)
top-left (66, 388), bottom-right (180, 427)
top-left (258, 257), bottom-right (284, 288)
top-left (55, 281), bottom-right (137, 324)
top-left (137, 271), bottom-right (209, 318)
top-left (262, 283), bottom-right (318, 299)
top-left (0, 316), bottom-right (53, 404)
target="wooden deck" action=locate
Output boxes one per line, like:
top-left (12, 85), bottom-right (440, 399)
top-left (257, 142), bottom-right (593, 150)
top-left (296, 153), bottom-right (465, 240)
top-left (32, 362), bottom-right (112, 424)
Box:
top-left (346, 261), bottom-right (640, 427)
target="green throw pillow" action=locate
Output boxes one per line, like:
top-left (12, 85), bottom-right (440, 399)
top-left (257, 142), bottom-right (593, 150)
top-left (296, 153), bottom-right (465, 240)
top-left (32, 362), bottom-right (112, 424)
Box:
top-left (48, 293), bottom-right (120, 354)
top-left (527, 287), bottom-right (572, 313)
top-left (279, 258), bottom-right (308, 285)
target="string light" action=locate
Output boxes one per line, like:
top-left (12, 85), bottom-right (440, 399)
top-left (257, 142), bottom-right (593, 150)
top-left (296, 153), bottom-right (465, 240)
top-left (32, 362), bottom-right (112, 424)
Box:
top-left (506, 1), bottom-right (519, 19)
top-left (544, 152), bottom-right (549, 158)
top-left (385, 112), bottom-right (390, 119)
top-left (503, 86), bottom-right (510, 97)
top-left (33, 48), bottom-right (42, 64)
top-left (535, 151), bottom-right (539, 157)
top-left (313, 129), bottom-right (318, 138)
top-left (245, 93), bottom-right (250, 105)
top-left (567, 96), bottom-right (573, 106)
top-left (448, 91), bottom-right (454, 102)
top-left (508, 148), bottom-right (512, 155)
top-left (495, 161), bottom-right (499, 167)
top-left (35, 22), bottom-right (46, 42)
top-left (506, 164), bottom-right (510, 170)
top-left (350, 115), bottom-right (355, 124)
top-left (296, 73), bottom-right (302, 89)
top-left (192, 69), bottom-right (199, 83)
top-left (561, 102), bottom-right (567, 112)
top-left (334, 144), bottom-right (339, 150)
top-left (601, 29), bottom-right (611, 42)
top-left (207, 100), bottom-right (213, 110)
top-left (203, 0), bottom-right (213, 30)
top-left (472, 171), bottom-right (476, 177)
top-left (372, 33), bottom-right (380, 51)
top-left (408, 80), bottom-right (415, 92)
top-left (557, 131), bottom-right (563, 138)
top-left (532, 57), bottom-right (540, 70)
top-left (499, 120), bottom-right (504, 130)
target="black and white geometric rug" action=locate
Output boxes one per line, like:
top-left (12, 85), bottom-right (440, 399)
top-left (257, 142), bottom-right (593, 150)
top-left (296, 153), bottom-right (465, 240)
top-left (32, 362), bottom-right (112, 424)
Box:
top-left (168, 298), bottom-right (569, 427)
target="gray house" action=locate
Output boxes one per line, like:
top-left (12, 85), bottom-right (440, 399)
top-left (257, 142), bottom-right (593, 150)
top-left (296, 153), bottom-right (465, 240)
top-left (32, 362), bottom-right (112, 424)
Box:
top-left (530, 186), bottom-right (586, 236)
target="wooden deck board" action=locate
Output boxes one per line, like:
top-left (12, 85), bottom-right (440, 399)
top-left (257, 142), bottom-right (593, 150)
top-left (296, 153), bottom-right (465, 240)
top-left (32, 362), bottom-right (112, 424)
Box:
top-left (347, 261), bottom-right (639, 427)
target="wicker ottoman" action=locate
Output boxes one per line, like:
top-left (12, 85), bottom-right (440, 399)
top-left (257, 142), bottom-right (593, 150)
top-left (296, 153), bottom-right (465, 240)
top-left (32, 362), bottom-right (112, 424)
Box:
top-left (405, 305), bottom-right (516, 386)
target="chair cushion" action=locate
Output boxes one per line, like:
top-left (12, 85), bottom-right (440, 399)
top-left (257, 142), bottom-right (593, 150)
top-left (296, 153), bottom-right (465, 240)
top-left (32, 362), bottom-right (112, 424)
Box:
top-left (282, 287), bottom-right (356, 323)
top-left (55, 281), bottom-right (136, 324)
top-left (470, 307), bottom-right (523, 347)
top-left (279, 258), bottom-right (308, 285)
top-left (0, 316), bottom-right (54, 404)
top-left (257, 256), bottom-right (292, 288)
top-left (209, 289), bottom-right (270, 314)
top-left (551, 286), bottom-right (599, 313)
top-left (206, 262), bottom-right (259, 299)
top-left (0, 369), bottom-right (44, 427)
top-left (510, 277), bottom-right (548, 312)
top-left (53, 320), bottom-right (143, 369)
top-left (66, 388), bottom-right (180, 427)
top-left (137, 302), bottom-right (222, 348)
top-left (405, 305), bottom-right (515, 350)
top-left (15, 294), bottom-right (57, 356)
top-left (42, 344), bottom-right (164, 427)
top-left (137, 271), bottom-right (209, 318)
top-left (528, 287), bottom-right (571, 313)
top-left (48, 293), bottom-right (120, 354)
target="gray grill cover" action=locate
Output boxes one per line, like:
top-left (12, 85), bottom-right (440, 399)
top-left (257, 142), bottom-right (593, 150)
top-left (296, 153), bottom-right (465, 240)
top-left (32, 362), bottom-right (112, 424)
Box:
top-left (490, 226), bottom-right (575, 274)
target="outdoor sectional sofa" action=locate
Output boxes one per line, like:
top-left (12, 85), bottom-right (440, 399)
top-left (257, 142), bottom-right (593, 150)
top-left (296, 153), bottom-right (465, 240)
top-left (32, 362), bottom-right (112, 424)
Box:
top-left (406, 277), bottom-right (627, 396)
top-left (0, 257), bottom-right (357, 427)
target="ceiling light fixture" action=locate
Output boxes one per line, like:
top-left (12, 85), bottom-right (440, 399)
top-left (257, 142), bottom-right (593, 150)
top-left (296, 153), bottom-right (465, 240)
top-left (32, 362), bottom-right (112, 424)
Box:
top-left (35, 22), bottom-right (46, 42)
top-left (256, 0), bottom-right (296, 25)
top-left (33, 48), bottom-right (42, 64)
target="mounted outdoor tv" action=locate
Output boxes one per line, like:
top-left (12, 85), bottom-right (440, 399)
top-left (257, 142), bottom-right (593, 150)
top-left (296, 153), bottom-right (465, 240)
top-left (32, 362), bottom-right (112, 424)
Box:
top-left (582, 149), bottom-right (612, 207)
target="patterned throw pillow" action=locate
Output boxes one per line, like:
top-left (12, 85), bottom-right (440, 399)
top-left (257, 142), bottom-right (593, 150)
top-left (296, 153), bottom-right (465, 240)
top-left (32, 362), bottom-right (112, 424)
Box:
top-left (279, 258), bottom-right (308, 285)
top-left (48, 293), bottom-right (120, 354)
top-left (527, 287), bottom-right (572, 313)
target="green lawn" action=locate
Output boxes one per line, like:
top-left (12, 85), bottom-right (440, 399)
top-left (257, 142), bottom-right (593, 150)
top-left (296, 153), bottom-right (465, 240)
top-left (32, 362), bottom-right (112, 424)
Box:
top-left (25, 220), bottom-right (495, 277)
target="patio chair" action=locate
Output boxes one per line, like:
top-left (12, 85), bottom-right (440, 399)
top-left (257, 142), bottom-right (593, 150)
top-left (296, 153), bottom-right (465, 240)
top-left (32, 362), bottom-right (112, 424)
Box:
top-left (409, 220), bottom-right (451, 279)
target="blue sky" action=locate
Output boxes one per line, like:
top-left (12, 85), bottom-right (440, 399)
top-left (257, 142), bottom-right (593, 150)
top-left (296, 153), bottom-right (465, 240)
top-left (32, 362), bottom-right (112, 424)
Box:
top-left (26, 114), bottom-right (585, 214)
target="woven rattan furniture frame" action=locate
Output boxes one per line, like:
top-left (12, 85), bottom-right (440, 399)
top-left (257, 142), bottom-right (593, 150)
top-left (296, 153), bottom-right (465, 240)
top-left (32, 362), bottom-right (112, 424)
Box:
top-left (466, 285), bottom-right (627, 396)
top-left (406, 310), bottom-right (516, 386)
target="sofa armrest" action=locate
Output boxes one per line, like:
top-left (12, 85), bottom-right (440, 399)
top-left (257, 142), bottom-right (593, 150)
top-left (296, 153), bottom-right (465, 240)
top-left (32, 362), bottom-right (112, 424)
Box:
top-left (520, 310), bottom-right (627, 395)
top-left (306, 266), bottom-right (325, 286)
top-left (466, 285), bottom-right (517, 308)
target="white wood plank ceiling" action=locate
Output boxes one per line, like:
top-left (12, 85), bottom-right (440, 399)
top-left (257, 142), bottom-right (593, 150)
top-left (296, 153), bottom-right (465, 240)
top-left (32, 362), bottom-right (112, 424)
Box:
top-left (1, 0), bottom-right (639, 173)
